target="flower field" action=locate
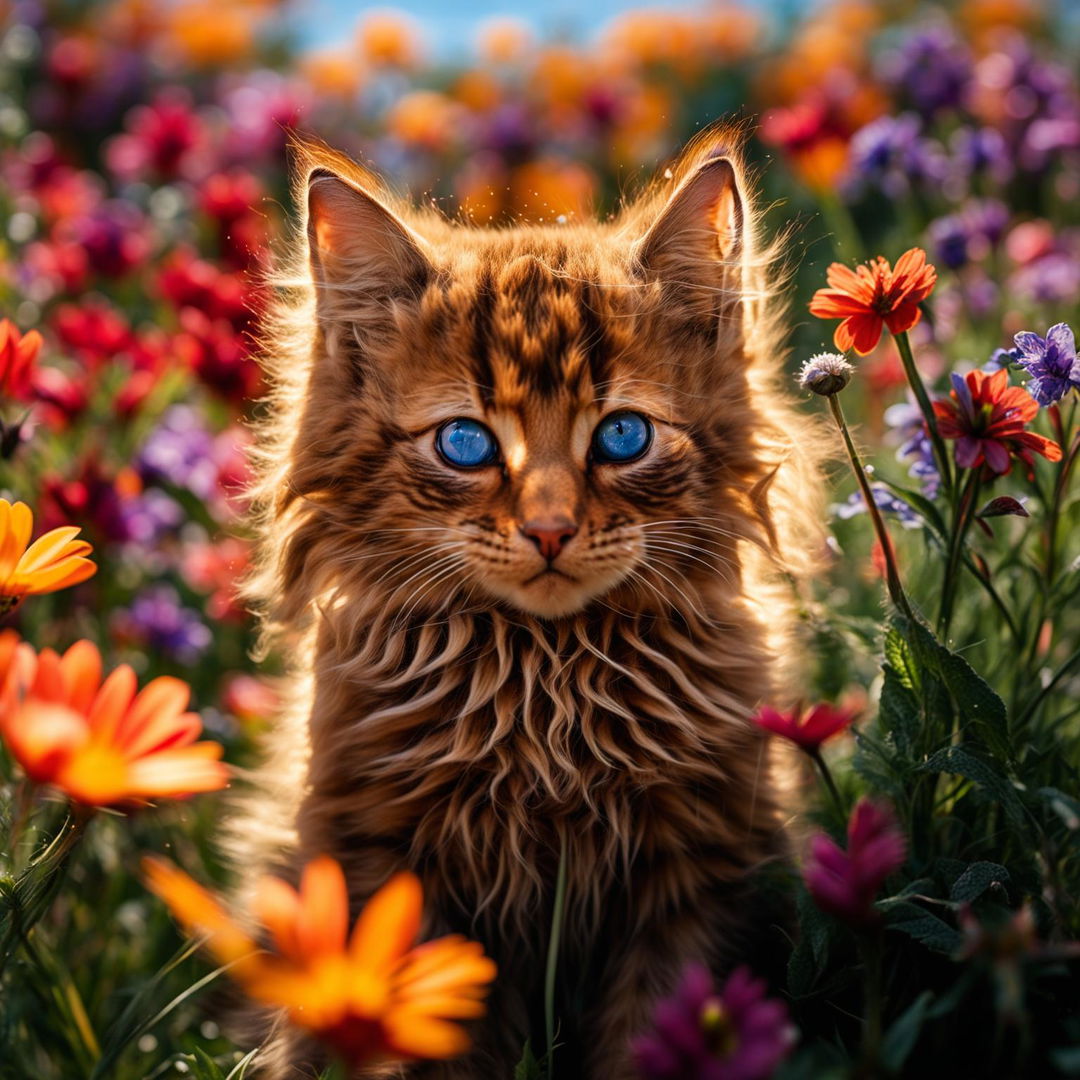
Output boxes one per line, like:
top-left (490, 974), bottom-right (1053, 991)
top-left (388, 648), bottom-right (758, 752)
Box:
top-left (1, 0), bottom-right (1079, 1077)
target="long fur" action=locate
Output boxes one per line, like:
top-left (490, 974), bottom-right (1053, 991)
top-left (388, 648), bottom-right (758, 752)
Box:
top-left (231, 124), bottom-right (828, 1078)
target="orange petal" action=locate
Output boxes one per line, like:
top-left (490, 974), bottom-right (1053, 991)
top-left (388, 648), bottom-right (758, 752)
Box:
top-left (59, 640), bottom-right (103, 715)
top-left (251, 876), bottom-right (303, 960)
top-left (17, 526), bottom-right (84, 573)
top-left (15, 555), bottom-right (96, 595)
top-left (55, 742), bottom-right (131, 805)
top-left (87, 665), bottom-right (138, 743)
top-left (122, 710), bottom-right (202, 760)
top-left (116, 676), bottom-right (192, 752)
top-left (30, 648), bottom-right (67, 704)
top-left (297, 855), bottom-right (350, 958)
top-left (0, 501), bottom-right (25, 586)
top-left (382, 1011), bottom-right (471, 1060)
top-left (349, 872), bottom-right (423, 975)
top-left (1, 699), bottom-right (85, 784)
top-left (142, 856), bottom-right (257, 967)
top-left (122, 742), bottom-right (228, 800)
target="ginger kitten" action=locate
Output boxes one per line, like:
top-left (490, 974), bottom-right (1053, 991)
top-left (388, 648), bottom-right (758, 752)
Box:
top-left (239, 133), bottom-right (824, 1078)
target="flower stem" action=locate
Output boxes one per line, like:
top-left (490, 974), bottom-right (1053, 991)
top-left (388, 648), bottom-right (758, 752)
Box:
top-left (858, 930), bottom-right (885, 1073)
top-left (544, 829), bottom-right (569, 1076)
top-left (938, 469), bottom-right (980, 640)
top-left (827, 394), bottom-right (914, 619)
top-left (809, 750), bottom-right (845, 819)
top-left (893, 330), bottom-right (953, 496)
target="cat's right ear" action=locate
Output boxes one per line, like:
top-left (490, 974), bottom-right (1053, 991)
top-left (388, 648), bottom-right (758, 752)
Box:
top-left (306, 168), bottom-right (433, 325)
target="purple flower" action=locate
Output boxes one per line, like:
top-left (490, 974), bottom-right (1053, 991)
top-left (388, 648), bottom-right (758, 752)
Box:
top-left (804, 799), bottom-right (907, 926)
top-left (884, 401), bottom-right (941, 497)
top-left (114, 584), bottom-right (212, 664)
top-left (833, 485), bottom-right (922, 529)
top-left (885, 25), bottom-right (972, 117)
top-left (138, 405), bottom-right (218, 498)
top-left (119, 489), bottom-right (185, 546)
top-left (986, 346), bottom-right (1022, 372)
top-left (846, 114), bottom-right (948, 199)
top-left (633, 965), bottom-right (796, 1080)
top-left (950, 127), bottom-right (1012, 185)
top-left (1009, 253), bottom-right (1080, 306)
top-left (928, 213), bottom-right (969, 270)
top-left (1013, 323), bottom-right (1080, 406)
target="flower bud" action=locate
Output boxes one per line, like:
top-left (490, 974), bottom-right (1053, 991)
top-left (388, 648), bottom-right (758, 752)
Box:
top-left (798, 352), bottom-right (853, 395)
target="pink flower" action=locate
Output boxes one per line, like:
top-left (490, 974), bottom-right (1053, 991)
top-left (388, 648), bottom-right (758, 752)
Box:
top-left (804, 799), bottom-right (906, 925)
top-left (752, 703), bottom-right (858, 754)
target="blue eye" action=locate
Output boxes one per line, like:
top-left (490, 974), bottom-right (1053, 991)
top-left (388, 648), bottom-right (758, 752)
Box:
top-left (592, 411), bottom-right (652, 463)
top-left (436, 418), bottom-right (499, 468)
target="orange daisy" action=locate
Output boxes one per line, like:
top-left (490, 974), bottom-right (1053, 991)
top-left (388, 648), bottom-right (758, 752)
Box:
top-left (809, 247), bottom-right (938, 355)
top-left (143, 856), bottom-right (497, 1066)
top-left (0, 632), bottom-right (227, 806)
top-left (0, 499), bottom-right (96, 615)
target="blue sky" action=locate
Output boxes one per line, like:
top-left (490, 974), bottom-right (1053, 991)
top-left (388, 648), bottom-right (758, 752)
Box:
top-left (302, 0), bottom-right (694, 54)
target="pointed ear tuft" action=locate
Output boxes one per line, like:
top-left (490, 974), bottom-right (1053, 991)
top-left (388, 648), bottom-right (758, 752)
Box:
top-left (306, 169), bottom-right (432, 302)
top-left (634, 156), bottom-right (743, 280)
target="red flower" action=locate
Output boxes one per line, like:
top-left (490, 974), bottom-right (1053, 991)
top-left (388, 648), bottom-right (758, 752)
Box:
top-left (752, 702), bottom-right (857, 754)
top-left (52, 301), bottom-right (132, 370)
top-left (809, 248), bottom-right (938, 355)
top-left (933, 369), bottom-right (1062, 476)
top-left (804, 798), bottom-right (906, 925)
top-left (0, 320), bottom-right (43, 401)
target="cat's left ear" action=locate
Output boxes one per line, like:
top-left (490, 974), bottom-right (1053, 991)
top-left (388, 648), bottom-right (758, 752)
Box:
top-left (632, 155), bottom-right (744, 299)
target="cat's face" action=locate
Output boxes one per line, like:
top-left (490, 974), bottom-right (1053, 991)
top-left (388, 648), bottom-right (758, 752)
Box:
top-left (292, 153), bottom-right (761, 621)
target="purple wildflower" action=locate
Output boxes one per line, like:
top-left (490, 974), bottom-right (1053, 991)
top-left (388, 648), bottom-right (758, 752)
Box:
top-left (633, 965), bottom-right (797, 1080)
top-left (119, 489), bottom-right (185, 546)
top-left (137, 404), bottom-right (219, 498)
top-left (986, 346), bottom-right (1022, 372)
top-left (950, 126), bottom-right (1012, 186)
top-left (885, 25), bottom-right (972, 117)
top-left (114, 584), bottom-right (212, 664)
top-left (804, 799), bottom-right (907, 926)
top-left (833, 485), bottom-right (922, 530)
top-left (845, 114), bottom-right (947, 200)
top-left (928, 214), bottom-right (969, 270)
top-left (1009, 253), bottom-right (1080, 306)
top-left (884, 401), bottom-right (941, 497)
top-left (1013, 323), bottom-right (1080, 406)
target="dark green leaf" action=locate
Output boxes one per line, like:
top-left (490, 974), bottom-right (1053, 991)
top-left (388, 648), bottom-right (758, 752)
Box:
top-left (514, 1041), bottom-right (544, 1080)
top-left (880, 990), bottom-right (934, 1073)
top-left (884, 901), bottom-right (963, 955)
top-left (917, 747), bottom-right (1026, 827)
top-left (950, 862), bottom-right (1010, 903)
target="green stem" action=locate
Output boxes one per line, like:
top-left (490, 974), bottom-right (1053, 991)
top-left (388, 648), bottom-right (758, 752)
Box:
top-left (858, 930), bottom-right (885, 1074)
top-left (893, 330), bottom-right (953, 497)
top-left (1044, 403), bottom-right (1079, 587)
top-left (960, 552), bottom-right (1022, 646)
top-left (938, 469), bottom-right (981, 640)
top-left (809, 750), bottom-right (845, 819)
top-left (1015, 643), bottom-right (1080, 731)
top-left (827, 394), bottom-right (913, 619)
top-left (544, 830), bottom-right (569, 1075)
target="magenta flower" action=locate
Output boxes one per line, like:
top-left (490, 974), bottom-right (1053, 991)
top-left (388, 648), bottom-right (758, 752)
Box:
top-left (752, 703), bottom-right (858, 755)
top-left (633, 965), bottom-right (796, 1080)
top-left (804, 798), bottom-right (906, 925)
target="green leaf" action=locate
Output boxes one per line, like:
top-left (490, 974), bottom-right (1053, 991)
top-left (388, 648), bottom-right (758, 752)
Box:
top-left (917, 747), bottom-right (1026, 827)
top-left (187, 1048), bottom-right (227, 1080)
top-left (514, 1040), bottom-right (544, 1080)
top-left (950, 862), bottom-right (1010, 904)
top-left (787, 888), bottom-right (835, 998)
top-left (880, 990), bottom-right (934, 1073)
top-left (877, 477), bottom-right (949, 543)
top-left (883, 901), bottom-right (963, 955)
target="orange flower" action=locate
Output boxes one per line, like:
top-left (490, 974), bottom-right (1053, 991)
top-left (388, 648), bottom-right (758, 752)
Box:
top-left (809, 248), bottom-right (938, 355)
top-left (0, 633), bottom-right (227, 806)
top-left (144, 856), bottom-right (497, 1066)
top-left (0, 319), bottom-right (42, 401)
top-left (0, 499), bottom-right (96, 614)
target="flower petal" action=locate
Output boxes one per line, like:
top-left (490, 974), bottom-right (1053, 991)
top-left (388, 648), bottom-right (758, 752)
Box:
top-left (349, 871), bottom-right (423, 975)
top-left (297, 855), bottom-right (350, 958)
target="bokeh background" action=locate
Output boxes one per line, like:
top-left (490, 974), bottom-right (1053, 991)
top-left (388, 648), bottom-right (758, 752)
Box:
top-left (1, 0), bottom-right (1079, 1074)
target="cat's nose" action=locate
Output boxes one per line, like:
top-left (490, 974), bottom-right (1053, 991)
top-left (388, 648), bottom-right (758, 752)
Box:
top-left (520, 517), bottom-right (578, 562)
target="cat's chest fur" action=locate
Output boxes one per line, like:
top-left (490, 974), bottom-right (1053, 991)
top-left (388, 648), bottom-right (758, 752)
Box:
top-left (300, 604), bottom-right (779, 941)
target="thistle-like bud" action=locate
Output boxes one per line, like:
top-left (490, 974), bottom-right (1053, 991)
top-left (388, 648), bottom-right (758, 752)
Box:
top-left (798, 352), bottom-right (853, 396)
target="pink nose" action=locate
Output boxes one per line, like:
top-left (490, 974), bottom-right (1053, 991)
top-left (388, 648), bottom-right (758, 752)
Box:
top-left (521, 517), bottom-right (578, 562)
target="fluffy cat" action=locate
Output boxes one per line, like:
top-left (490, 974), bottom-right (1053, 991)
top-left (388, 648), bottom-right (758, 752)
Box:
top-left (237, 130), bottom-right (825, 1078)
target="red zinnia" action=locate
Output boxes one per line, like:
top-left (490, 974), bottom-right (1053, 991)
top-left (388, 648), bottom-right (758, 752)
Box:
top-left (809, 248), bottom-right (938, 355)
top-left (0, 320), bottom-right (43, 401)
top-left (752, 703), bottom-right (857, 754)
top-left (933, 369), bottom-right (1062, 476)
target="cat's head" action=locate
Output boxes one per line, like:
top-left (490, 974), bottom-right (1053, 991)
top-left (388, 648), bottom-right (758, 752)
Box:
top-left (261, 139), bottom-right (801, 627)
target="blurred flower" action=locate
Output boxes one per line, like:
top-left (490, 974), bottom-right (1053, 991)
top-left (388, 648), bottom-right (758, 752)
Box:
top-left (933, 369), bottom-right (1063, 475)
top-left (144, 857), bottom-right (497, 1066)
top-left (105, 90), bottom-right (205, 181)
top-left (804, 798), bottom-right (906, 925)
top-left (950, 126), bottom-right (1013, 186)
top-left (752, 702), bottom-right (858, 754)
top-left (885, 24), bottom-right (972, 117)
top-left (475, 17), bottom-right (534, 65)
top-left (221, 672), bottom-right (280, 728)
top-left (181, 535), bottom-right (249, 620)
top-left (809, 248), bottom-right (938, 355)
top-left (797, 352), bottom-right (853, 396)
top-left (387, 91), bottom-right (462, 152)
top-left (113, 584), bottom-right (212, 664)
top-left (885, 400), bottom-right (941, 495)
top-left (167, 1), bottom-right (259, 68)
top-left (357, 9), bottom-right (422, 68)
top-left (0, 319), bottom-right (43, 401)
top-left (1012, 323), bottom-right (1080, 405)
top-left (0, 499), bottom-right (95, 614)
top-left (41, 460), bottom-right (140, 542)
top-left (986, 345), bottom-right (1022, 371)
top-left (510, 159), bottom-right (595, 222)
top-left (297, 49), bottom-right (364, 100)
top-left (632, 964), bottom-right (796, 1080)
top-left (845, 113), bottom-right (948, 199)
top-left (0, 633), bottom-right (226, 806)
top-left (51, 300), bottom-right (131, 370)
